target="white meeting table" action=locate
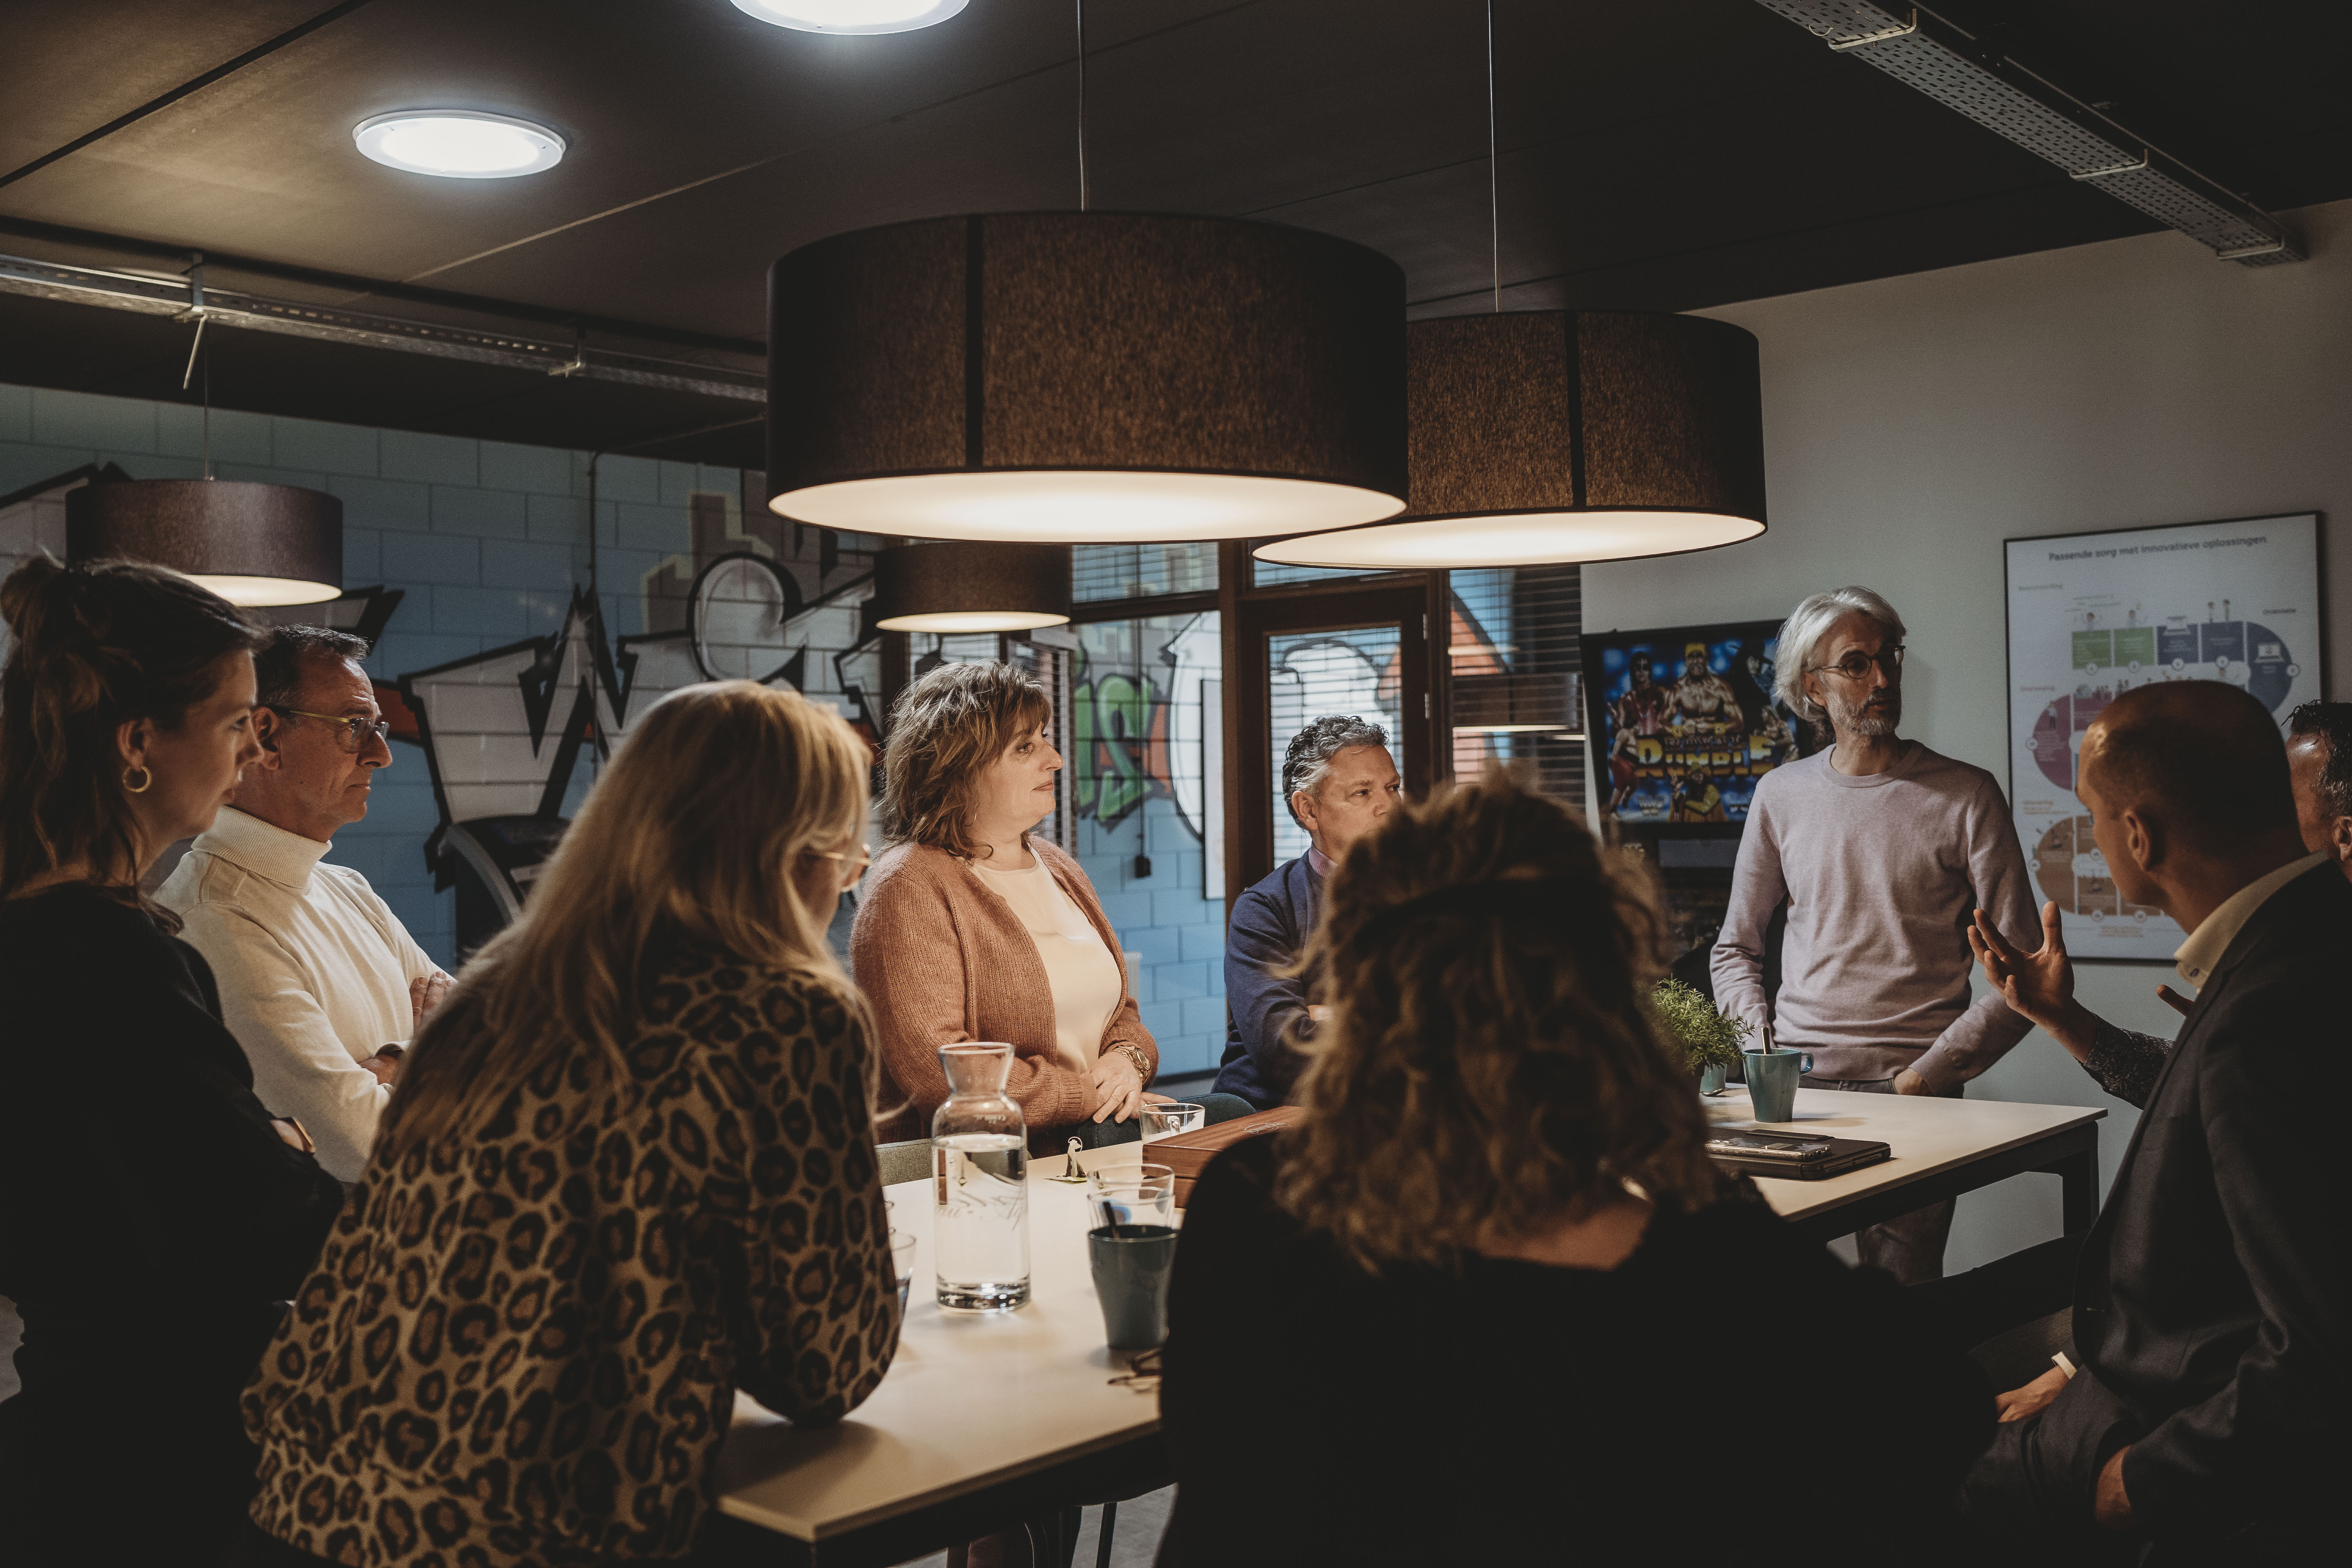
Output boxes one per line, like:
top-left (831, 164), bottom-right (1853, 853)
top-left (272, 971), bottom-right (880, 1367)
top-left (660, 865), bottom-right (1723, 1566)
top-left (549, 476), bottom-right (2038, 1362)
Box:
top-left (713, 1150), bottom-right (1165, 1567)
top-left (712, 1089), bottom-right (2105, 1564)
top-left (1708, 1085), bottom-right (2107, 1245)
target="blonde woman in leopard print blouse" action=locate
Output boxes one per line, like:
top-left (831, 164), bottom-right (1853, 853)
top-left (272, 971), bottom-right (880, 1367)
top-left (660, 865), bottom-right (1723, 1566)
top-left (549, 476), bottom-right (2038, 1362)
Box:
top-left (234, 683), bottom-right (900, 1568)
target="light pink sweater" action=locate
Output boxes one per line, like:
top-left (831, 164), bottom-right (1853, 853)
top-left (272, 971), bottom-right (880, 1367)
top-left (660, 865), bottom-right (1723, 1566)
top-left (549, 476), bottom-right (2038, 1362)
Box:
top-left (852, 838), bottom-right (1156, 1140)
top-left (1709, 742), bottom-right (2038, 1090)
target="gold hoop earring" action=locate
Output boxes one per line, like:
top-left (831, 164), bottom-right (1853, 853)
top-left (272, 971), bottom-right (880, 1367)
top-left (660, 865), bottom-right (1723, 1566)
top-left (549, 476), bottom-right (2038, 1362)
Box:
top-left (122, 765), bottom-right (152, 795)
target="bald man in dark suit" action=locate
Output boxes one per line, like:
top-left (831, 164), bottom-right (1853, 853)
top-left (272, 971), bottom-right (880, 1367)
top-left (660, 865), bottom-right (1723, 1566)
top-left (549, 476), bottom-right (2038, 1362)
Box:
top-left (1964, 682), bottom-right (2347, 1563)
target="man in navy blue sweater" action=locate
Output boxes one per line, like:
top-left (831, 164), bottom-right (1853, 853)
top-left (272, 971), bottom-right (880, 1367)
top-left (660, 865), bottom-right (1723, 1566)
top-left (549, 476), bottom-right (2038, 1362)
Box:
top-left (1212, 716), bottom-right (1399, 1109)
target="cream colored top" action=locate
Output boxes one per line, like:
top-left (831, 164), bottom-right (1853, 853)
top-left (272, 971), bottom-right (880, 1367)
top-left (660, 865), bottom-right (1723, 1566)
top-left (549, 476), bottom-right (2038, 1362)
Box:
top-left (157, 807), bottom-right (444, 1182)
top-left (969, 857), bottom-right (1126, 1075)
top-left (2171, 849), bottom-right (2329, 988)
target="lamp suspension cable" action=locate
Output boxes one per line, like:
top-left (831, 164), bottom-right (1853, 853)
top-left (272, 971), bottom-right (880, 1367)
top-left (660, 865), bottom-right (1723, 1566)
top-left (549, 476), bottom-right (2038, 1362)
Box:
top-left (1076, 0), bottom-right (1090, 212)
top-left (1486, 0), bottom-right (1499, 313)
top-left (178, 252), bottom-right (218, 478)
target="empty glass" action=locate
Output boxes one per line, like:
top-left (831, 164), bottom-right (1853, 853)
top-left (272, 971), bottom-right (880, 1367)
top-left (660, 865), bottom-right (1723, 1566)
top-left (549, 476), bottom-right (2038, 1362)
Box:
top-left (1088, 1166), bottom-right (1176, 1232)
top-left (1139, 1102), bottom-right (1205, 1141)
top-left (889, 1230), bottom-right (916, 1316)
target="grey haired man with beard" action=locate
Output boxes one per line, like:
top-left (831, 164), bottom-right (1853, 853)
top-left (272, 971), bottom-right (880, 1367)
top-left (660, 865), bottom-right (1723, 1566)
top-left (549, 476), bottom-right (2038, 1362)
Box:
top-left (1712, 586), bottom-right (2040, 1282)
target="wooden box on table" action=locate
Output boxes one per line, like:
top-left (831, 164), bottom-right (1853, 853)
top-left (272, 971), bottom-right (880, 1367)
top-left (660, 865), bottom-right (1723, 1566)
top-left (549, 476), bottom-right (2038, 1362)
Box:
top-left (1150, 1106), bottom-right (1301, 1208)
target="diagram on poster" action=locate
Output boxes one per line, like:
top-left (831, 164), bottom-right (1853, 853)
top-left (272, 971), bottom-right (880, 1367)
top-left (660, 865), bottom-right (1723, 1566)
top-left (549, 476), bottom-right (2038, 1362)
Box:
top-left (2006, 513), bottom-right (2322, 960)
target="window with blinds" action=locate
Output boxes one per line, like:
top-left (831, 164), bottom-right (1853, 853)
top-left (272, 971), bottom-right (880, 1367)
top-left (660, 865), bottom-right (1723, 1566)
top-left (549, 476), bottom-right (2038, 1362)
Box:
top-left (1073, 543), bottom-right (1217, 603)
top-left (1446, 565), bottom-right (1584, 811)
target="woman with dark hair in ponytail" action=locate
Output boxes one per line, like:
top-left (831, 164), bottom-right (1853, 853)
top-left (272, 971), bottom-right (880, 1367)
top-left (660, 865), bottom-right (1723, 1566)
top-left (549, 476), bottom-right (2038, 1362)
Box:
top-left (0, 557), bottom-right (345, 1563)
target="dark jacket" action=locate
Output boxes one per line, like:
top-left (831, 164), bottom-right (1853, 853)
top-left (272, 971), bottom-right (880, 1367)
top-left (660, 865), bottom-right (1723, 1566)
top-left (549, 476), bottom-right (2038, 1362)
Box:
top-left (1212, 855), bottom-right (1321, 1109)
top-left (0, 885), bottom-right (345, 1561)
top-left (2040, 863), bottom-right (2349, 1546)
top-left (1161, 1136), bottom-right (1991, 1566)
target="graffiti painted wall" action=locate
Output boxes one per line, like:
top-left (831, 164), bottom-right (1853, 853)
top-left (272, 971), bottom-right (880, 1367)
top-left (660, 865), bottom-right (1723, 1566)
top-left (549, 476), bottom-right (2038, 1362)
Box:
top-left (1070, 614), bottom-right (1229, 1077)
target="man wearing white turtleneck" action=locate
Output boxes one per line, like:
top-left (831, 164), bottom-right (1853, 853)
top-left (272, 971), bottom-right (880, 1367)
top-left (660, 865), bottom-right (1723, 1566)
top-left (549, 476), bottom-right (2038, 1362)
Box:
top-left (158, 627), bottom-right (448, 1182)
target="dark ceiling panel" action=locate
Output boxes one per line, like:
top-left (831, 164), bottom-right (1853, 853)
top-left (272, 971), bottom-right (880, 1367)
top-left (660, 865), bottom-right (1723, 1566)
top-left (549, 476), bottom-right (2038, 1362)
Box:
top-left (0, 0), bottom-right (328, 174)
top-left (2, 0), bottom-right (2341, 454)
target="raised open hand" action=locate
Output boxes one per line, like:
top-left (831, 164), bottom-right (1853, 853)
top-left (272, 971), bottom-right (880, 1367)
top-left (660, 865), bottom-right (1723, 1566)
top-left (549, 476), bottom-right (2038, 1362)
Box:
top-left (1969, 901), bottom-right (2073, 1031)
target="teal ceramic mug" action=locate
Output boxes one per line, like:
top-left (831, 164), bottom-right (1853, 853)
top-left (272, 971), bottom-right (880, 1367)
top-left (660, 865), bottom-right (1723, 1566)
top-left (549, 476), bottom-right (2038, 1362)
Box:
top-left (1742, 1047), bottom-right (1814, 1123)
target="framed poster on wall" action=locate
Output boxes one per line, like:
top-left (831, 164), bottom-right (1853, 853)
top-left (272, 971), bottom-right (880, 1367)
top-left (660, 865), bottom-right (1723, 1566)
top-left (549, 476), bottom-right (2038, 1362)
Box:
top-left (1579, 619), bottom-right (1817, 832)
top-left (2004, 512), bottom-right (2324, 962)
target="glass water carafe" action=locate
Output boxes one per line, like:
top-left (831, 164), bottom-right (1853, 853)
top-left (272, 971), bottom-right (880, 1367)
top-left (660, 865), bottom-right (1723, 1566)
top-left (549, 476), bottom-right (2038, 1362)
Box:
top-left (932, 1041), bottom-right (1030, 1312)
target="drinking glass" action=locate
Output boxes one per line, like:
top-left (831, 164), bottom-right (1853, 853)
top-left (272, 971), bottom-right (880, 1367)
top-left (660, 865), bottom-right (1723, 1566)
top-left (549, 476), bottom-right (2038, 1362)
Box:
top-left (1088, 1167), bottom-right (1176, 1232)
top-left (1139, 1102), bottom-right (1206, 1141)
top-left (1086, 1160), bottom-right (1173, 1194)
top-left (889, 1230), bottom-right (916, 1316)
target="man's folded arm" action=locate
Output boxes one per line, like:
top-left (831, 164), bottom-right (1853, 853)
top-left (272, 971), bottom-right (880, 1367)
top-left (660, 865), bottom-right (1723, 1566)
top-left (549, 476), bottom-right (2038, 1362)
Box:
top-left (179, 904), bottom-right (388, 1180)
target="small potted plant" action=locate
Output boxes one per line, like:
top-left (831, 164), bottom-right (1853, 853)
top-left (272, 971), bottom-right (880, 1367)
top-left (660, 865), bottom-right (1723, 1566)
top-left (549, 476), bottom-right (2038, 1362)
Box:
top-left (1651, 977), bottom-right (1750, 1095)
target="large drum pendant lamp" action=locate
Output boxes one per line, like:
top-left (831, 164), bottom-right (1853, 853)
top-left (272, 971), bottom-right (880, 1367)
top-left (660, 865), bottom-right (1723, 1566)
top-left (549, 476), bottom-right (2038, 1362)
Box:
top-left (67, 478), bottom-right (343, 606)
top-left (1253, 310), bottom-right (1767, 570)
top-left (765, 212), bottom-right (1408, 543)
top-left (871, 541), bottom-right (1072, 633)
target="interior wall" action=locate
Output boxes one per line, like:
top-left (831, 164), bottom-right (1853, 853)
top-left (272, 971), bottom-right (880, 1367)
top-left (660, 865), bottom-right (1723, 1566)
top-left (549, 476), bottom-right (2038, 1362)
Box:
top-left (0, 392), bottom-right (739, 968)
top-left (1584, 198), bottom-right (2352, 1272)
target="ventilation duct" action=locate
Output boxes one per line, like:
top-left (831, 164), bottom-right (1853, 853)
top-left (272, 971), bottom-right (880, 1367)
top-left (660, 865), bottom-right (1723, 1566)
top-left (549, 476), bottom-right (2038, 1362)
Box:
top-left (0, 251), bottom-right (767, 401)
top-left (1753, 2), bottom-right (2301, 266)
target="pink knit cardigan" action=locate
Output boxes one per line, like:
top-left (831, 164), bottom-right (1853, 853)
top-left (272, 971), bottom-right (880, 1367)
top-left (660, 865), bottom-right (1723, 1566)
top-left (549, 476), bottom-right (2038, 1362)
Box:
top-left (851, 838), bottom-right (1157, 1140)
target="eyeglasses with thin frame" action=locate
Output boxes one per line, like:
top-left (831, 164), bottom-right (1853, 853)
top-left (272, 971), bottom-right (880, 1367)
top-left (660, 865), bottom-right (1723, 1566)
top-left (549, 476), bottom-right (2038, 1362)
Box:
top-left (812, 844), bottom-right (872, 891)
top-left (270, 706), bottom-right (392, 753)
top-left (1809, 645), bottom-right (1906, 682)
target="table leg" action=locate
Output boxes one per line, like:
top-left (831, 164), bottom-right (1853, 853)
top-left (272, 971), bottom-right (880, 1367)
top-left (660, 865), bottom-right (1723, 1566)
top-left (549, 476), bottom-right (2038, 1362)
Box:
top-left (2047, 1144), bottom-right (2100, 1236)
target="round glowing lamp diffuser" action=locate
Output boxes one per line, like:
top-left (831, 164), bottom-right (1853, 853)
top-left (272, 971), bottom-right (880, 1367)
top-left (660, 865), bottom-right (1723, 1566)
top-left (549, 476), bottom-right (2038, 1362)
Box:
top-left (764, 213), bottom-right (1408, 544)
top-left (729, 0), bottom-right (969, 32)
top-left (1255, 311), bottom-right (1766, 569)
top-left (67, 479), bottom-right (343, 607)
top-left (871, 542), bottom-right (1071, 633)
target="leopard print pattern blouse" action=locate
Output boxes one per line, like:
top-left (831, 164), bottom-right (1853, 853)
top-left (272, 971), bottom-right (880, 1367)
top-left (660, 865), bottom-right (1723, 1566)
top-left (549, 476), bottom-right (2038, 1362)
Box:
top-left (242, 946), bottom-right (900, 1566)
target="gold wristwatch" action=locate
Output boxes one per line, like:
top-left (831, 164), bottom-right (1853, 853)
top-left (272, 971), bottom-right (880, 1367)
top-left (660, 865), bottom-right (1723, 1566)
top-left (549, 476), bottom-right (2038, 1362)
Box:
top-left (1105, 1042), bottom-right (1152, 1085)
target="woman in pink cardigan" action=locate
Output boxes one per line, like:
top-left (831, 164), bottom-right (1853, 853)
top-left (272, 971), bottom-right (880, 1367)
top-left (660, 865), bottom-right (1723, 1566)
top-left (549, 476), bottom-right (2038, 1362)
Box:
top-left (855, 661), bottom-right (1246, 1145)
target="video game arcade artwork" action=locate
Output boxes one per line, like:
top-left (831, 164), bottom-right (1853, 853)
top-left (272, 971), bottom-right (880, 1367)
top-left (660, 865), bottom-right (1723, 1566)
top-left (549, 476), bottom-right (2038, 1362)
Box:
top-left (1580, 619), bottom-right (1818, 829)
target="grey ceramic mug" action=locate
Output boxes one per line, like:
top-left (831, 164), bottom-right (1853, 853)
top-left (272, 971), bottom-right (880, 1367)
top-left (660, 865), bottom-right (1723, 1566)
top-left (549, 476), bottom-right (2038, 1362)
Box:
top-left (1742, 1047), bottom-right (1814, 1123)
top-left (1088, 1225), bottom-right (1178, 1350)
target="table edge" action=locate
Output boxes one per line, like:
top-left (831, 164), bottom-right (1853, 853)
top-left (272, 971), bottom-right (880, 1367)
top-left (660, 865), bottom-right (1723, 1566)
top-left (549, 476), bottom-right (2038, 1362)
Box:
top-left (717, 1410), bottom-right (1163, 1542)
top-left (1749, 1102), bottom-right (2105, 1216)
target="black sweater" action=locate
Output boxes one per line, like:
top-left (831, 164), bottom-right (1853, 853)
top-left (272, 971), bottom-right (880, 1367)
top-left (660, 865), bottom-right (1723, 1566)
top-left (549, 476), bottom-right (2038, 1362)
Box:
top-left (0, 885), bottom-right (344, 1552)
top-left (1160, 1136), bottom-right (1993, 1566)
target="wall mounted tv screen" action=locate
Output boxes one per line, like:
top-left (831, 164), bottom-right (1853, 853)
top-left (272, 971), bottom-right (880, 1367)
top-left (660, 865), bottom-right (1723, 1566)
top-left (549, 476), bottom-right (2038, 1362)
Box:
top-left (1579, 619), bottom-right (1821, 831)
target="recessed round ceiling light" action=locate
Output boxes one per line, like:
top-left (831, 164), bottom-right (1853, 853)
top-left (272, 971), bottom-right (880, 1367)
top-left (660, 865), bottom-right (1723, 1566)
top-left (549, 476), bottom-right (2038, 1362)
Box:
top-left (353, 111), bottom-right (566, 179)
top-left (729, 0), bottom-right (969, 35)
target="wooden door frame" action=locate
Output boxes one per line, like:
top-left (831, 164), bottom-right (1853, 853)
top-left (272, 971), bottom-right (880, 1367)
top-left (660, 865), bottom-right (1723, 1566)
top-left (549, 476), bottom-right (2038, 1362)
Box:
top-left (1217, 543), bottom-right (1449, 904)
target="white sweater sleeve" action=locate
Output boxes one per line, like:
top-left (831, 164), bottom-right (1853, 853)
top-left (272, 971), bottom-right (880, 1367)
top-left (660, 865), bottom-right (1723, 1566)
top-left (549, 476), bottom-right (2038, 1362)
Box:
top-left (177, 902), bottom-right (391, 1183)
top-left (347, 876), bottom-right (446, 1035)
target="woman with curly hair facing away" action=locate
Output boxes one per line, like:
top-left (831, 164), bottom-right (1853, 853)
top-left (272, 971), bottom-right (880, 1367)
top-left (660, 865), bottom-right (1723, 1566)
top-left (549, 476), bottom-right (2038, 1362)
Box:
top-left (856, 661), bottom-right (1249, 1146)
top-left (0, 557), bottom-right (345, 1563)
top-left (234, 684), bottom-right (899, 1568)
top-left (1157, 774), bottom-right (1991, 1566)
